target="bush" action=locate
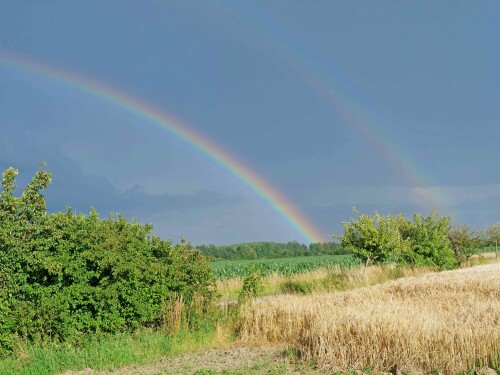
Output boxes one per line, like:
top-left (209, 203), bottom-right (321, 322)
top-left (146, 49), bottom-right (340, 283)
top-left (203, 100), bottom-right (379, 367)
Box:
top-left (337, 210), bottom-right (408, 267)
top-left (448, 225), bottom-right (482, 265)
top-left (238, 265), bottom-right (263, 304)
top-left (399, 212), bottom-right (456, 269)
top-left (280, 280), bottom-right (314, 294)
top-left (337, 210), bottom-right (457, 270)
top-left (0, 166), bottom-right (215, 356)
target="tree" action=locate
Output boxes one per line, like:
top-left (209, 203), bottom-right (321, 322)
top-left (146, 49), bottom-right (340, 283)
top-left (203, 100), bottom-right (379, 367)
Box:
top-left (486, 222), bottom-right (500, 259)
top-left (337, 210), bottom-right (408, 268)
top-left (448, 225), bottom-right (480, 265)
top-left (337, 210), bottom-right (458, 270)
top-left (399, 211), bottom-right (456, 269)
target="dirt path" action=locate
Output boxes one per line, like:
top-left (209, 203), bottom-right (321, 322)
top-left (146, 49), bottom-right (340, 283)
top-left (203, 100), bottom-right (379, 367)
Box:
top-left (60, 345), bottom-right (321, 375)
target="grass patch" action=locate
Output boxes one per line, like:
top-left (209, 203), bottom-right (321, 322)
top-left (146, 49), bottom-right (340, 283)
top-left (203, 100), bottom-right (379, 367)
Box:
top-left (279, 280), bottom-right (314, 294)
top-left (0, 327), bottom-right (218, 375)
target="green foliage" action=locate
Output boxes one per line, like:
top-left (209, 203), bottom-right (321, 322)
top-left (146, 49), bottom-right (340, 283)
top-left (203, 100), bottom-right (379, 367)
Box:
top-left (279, 280), bottom-right (314, 294)
top-left (486, 222), bottom-right (500, 255)
top-left (448, 225), bottom-right (482, 265)
top-left (337, 210), bottom-right (458, 269)
top-left (337, 210), bottom-right (408, 267)
top-left (210, 255), bottom-right (361, 279)
top-left (0, 166), bottom-right (215, 356)
top-left (308, 241), bottom-right (349, 255)
top-left (238, 265), bottom-right (263, 303)
top-left (196, 240), bottom-right (345, 261)
top-left (399, 212), bottom-right (456, 269)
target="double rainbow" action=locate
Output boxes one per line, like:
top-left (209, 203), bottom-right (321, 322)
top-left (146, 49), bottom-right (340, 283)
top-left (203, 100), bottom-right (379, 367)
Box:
top-left (0, 51), bottom-right (327, 243)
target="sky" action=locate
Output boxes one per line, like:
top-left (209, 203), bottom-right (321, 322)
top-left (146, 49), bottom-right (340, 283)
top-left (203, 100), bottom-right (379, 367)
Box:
top-left (0, 1), bottom-right (498, 245)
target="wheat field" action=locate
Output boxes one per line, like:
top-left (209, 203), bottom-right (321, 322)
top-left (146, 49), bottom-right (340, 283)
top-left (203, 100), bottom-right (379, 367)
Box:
top-left (238, 262), bottom-right (500, 374)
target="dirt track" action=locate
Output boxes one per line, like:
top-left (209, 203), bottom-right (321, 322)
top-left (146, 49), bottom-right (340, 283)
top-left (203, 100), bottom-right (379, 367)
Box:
top-left (59, 345), bottom-right (321, 375)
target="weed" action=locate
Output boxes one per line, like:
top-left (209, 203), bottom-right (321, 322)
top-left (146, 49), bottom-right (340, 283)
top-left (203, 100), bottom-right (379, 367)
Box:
top-left (280, 280), bottom-right (314, 294)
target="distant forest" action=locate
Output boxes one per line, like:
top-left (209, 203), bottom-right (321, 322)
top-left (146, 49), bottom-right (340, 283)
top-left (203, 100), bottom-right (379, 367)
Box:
top-left (195, 241), bottom-right (349, 260)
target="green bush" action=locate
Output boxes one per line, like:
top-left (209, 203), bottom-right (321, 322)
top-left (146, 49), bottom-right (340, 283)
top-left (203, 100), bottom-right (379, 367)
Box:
top-left (280, 280), bottom-right (314, 294)
top-left (399, 212), bottom-right (456, 269)
top-left (238, 265), bottom-right (263, 304)
top-left (337, 210), bottom-right (408, 267)
top-left (322, 270), bottom-right (350, 291)
top-left (337, 210), bottom-right (457, 270)
top-left (0, 166), bottom-right (215, 356)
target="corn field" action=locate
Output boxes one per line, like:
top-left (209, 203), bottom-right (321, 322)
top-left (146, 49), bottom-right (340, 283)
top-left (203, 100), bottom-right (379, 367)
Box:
top-left (210, 254), bottom-right (361, 279)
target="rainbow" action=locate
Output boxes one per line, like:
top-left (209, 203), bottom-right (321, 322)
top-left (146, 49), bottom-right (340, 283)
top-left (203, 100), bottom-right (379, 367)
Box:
top-left (217, 2), bottom-right (453, 216)
top-left (0, 51), bottom-right (327, 243)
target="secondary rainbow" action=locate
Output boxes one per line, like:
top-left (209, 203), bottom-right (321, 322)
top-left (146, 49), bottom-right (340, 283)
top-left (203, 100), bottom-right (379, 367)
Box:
top-left (0, 51), bottom-right (326, 243)
top-left (220, 2), bottom-right (453, 216)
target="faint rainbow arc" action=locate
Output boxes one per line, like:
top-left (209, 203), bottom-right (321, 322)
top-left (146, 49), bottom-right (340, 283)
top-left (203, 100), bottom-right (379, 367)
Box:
top-left (218, 1), bottom-right (453, 214)
top-left (0, 52), bottom-right (326, 243)
top-left (271, 32), bottom-right (452, 213)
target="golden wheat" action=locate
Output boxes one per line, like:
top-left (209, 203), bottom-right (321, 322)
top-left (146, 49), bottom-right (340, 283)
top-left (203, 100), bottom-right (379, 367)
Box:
top-left (238, 262), bottom-right (500, 374)
top-left (217, 263), bottom-right (435, 300)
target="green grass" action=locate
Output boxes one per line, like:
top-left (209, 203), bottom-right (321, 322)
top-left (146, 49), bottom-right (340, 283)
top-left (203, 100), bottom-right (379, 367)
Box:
top-left (476, 246), bottom-right (498, 254)
top-left (210, 254), bottom-right (361, 279)
top-left (0, 328), bottom-right (216, 375)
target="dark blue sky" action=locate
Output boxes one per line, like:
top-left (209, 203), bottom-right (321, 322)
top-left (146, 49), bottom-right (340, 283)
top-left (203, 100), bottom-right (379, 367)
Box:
top-left (0, 1), bottom-right (498, 244)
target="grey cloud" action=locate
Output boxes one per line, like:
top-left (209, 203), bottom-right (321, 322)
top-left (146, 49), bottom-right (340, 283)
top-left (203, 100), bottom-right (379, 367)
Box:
top-left (0, 132), bottom-right (245, 219)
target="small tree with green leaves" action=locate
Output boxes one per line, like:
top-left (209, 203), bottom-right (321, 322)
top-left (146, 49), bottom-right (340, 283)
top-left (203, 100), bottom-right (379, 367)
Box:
top-left (399, 211), bottom-right (456, 269)
top-left (448, 225), bottom-right (481, 265)
top-left (486, 222), bottom-right (500, 259)
top-left (337, 210), bottom-right (409, 268)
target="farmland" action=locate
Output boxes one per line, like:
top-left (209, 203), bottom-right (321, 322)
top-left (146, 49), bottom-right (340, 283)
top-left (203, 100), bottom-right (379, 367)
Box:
top-left (210, 254), bottom-right (361, 279)
top-left (2, 166), bottom-right (500, 374)
top-left (239, 262), bottom-right (500, 374)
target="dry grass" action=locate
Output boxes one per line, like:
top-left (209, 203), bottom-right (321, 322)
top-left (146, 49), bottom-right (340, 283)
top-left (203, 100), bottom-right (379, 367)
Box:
top-left (238, 262), bottom-right (500, 374)
top-left (216, 264), bottom-right (435, 300)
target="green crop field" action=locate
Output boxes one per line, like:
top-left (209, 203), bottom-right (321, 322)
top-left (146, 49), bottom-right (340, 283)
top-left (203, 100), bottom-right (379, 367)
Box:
top-left (210, 254), bottom-right (361, 279)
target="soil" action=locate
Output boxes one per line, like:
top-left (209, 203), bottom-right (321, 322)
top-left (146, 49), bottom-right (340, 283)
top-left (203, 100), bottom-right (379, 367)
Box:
top-left (59, 345), bottom-right (321, 375)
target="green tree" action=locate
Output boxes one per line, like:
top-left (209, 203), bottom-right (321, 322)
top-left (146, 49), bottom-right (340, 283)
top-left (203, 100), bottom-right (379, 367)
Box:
top-left (448, 225), bottom-right (480, 265)
top-left (337, 210), bottom-right (458, 270)
top-left (337, 210), bottom-right (408, 268)
top-left (399, 212), bottom-right (456, 269)
top-left (486, 222), bottom-right (500, 259)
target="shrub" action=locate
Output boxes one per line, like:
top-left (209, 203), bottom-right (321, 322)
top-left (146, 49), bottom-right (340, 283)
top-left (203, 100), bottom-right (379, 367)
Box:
top-left (399, 212), bottom-right (456, 269)
top-left (337, 210), bottom-right (457, 270)
top-left (0, 166), bottom-right (215, 356)
top-left (238, 265), bottom-right (263, 304)
top-left (280, 280), bottom-right (314, 294)
top-left (337, 210), bottom-right (409, 267)
top-left (448, 225), bottom-right (482, 265)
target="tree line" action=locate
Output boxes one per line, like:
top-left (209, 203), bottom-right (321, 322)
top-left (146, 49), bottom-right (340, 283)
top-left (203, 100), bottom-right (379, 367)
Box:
top-left (195, 240), bottom-right (348, 261)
